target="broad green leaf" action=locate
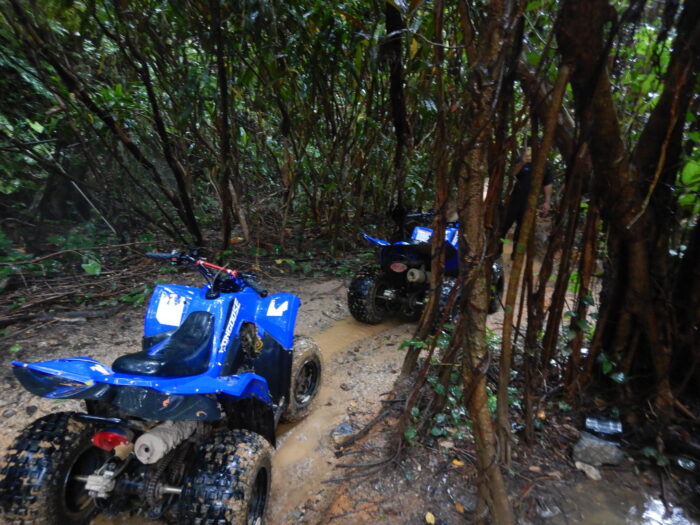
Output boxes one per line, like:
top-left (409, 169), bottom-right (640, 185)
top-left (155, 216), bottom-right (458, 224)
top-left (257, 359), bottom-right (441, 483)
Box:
top-left (81, 260), bottom-right (102, 275)
top-left (680, 160), bottom-right (700, 185)
top-left (27, 120), bottom-right (44, 133)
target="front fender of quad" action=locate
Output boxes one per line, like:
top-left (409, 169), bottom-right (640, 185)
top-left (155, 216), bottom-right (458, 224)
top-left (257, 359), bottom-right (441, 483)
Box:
top-left (253, 293), bottom-right (300, 350)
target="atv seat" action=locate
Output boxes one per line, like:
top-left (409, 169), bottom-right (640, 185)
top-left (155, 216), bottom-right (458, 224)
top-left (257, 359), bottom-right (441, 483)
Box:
top-left (112, 311), bottom-right (214, 377)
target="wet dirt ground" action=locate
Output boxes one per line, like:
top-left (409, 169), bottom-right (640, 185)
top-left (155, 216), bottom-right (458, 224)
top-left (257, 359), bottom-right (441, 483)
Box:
top-left (0, 272), bottom-right (697, 524)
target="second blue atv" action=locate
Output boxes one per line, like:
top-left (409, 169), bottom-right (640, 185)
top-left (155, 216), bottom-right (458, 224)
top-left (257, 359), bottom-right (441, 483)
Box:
top-left (349, 212), bottom-right (504, 324)
top-left (0, 249), bottom-right (322, 525)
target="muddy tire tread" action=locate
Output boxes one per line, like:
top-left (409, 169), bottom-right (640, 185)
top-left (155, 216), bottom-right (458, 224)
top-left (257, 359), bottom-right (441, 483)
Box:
top-left (281, 336), bottom-right (322, 423)
top-left (178, 429), bottom-right (272, 525)
top-left (348, 266), bottom-right (387, 324)
top-left (0, 411), bottom-right (98, 525)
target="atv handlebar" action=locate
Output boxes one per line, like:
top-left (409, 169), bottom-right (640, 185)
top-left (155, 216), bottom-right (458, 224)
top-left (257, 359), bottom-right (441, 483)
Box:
top-left (145, 250), bottom-right (268, 297)
top-left (405, 210), bottom-right (435, 220)
top-left (404, 210), bottom-right (458, 228)
top-left (238, 273), bottom-right (268, 298)
top-left (145, 251), bottom-right (176, 262)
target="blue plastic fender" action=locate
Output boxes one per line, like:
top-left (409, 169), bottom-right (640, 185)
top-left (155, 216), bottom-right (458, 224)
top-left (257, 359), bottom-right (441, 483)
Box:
top-left (12, 357), bottom-right (271, 402)
top-left (254, 293), bottom-right (300, 350)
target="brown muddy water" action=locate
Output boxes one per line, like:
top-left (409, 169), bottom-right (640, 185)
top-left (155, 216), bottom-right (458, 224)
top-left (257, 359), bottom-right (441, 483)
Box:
top-left (546, 477), bottom-right (697, 525)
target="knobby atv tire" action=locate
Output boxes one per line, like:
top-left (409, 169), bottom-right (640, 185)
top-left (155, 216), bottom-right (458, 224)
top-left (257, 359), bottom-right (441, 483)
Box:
top-left (348, 267), bottom-right (388, 324)
top-left (178, 430), bottom-right (272, 525)
top-left (0, 411), bottom-right (107, 525)
top-left (435, 277), bottom-right (459, 330)
top-left (488, 260), bottom-right (505, 315)
top-left (282, 336), bottom-right (322, 423)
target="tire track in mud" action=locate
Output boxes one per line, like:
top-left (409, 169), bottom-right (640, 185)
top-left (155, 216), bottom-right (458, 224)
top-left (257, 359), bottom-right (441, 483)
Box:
top-left (268, 318), bottom-right (408, 523)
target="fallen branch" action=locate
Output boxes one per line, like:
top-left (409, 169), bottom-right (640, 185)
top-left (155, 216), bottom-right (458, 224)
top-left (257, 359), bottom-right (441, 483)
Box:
top-left (0, 305), bottom-right (125, 329)
top-left (334, 406), bottom-right (396, 449)
top-left (0, 241), bottom-right (153, 267)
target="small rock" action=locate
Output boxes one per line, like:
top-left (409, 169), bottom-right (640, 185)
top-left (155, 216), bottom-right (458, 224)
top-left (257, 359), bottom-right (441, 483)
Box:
top-left (572, 431), bottom-right (625, 466)
top-left (447, 487), bottom-right (477, 512)
top-left (438, 439), bottom-right (454, 449)
top-left (26, 405), bottom-right (38, 416)
top-left (3, 408), bottom-right (16, 418)
top-left (331, 422), bottom-right (356, 445)
top-left (340, 383), bottom-right (352, 391)
top-left (575, 460), bottom-right (602, 480)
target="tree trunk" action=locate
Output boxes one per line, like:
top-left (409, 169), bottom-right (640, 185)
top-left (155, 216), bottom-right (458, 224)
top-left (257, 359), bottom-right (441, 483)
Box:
top-left (452, 1), bottom-right (522, 522)
top-left (556, 0), bottom-right (700, 414)
top-left (384, 2), bottom-right (412, 230)
top-left (403, 0), bottom-right (449, 375)
top-left (496, 64), bottom-right (570, 442)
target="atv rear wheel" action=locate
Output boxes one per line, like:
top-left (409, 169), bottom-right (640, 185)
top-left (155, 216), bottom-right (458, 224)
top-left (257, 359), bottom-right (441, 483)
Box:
top-left (348, 267), bottom-right (389, 324)
top-left (0, 411), bottom-right (107, 525)
top-left (282, 336), bottom-right (322, 423)
top-left (178, 430), bottom-right (272, 525)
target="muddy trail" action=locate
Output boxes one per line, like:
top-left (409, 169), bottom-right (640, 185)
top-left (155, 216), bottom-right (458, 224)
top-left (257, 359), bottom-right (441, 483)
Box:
top-left (0, 273), bottom-right (696, 525)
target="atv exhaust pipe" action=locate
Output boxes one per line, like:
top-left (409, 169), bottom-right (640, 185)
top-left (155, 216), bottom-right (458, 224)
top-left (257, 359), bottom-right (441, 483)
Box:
top-left (134, 420), bottom-right (197, 464)
top-left (406, 268), bottom-right (428, 283)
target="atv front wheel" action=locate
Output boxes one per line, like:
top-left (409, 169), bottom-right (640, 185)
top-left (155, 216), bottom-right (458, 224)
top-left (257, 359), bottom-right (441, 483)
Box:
top-left (348, 267), bottom-right (389, 324)
top-left (282, 336), bottom-right (322, 423)
top-left (179, 430), bottom-right (272, 525)
top-left (0, 411), bottom-right (107, 525)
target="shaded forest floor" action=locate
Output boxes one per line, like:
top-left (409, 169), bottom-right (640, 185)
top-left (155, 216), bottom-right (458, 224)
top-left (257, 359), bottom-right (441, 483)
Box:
top-left (0, 244), bottom-right (697, 524)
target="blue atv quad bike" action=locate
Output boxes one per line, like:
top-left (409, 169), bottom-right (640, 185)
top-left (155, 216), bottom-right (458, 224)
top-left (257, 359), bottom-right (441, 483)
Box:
top-left (0, 249), bottom-right (322, 525)
top-left (348, 212), bottom-right (504, 324)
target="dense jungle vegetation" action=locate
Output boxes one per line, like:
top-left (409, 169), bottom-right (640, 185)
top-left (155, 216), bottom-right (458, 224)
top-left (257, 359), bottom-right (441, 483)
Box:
top-left (1, 0), bottom-right (698, 522)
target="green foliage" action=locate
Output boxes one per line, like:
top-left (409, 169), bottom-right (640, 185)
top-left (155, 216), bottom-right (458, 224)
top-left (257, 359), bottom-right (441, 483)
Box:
top-left (596, 351), bottom-right (626, 384)
top-left (80, 257), bottom-right (102, 276)
top-left (642, 446), bottom-right (670, 468)
top-left (0, 229), bottom-right (35, 287)
top-left (677, 148), bottom-right (700, 215)
top-left (399, 338), bottom-right (426, 350)
top-left (119, 285), bottom-right (151, 307)
top-left (403, 425), bottom-right (418, 445)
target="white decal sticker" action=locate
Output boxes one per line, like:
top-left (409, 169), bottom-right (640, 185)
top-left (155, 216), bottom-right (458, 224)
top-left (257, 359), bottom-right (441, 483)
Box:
top-left (90, 364), bottom-right (111, 375)
top-left (219, 298), bottom-right (240, 353)
top-left (155, 292), bottom-right (186, 326)
top-left (267, 299), bottom-right (289, 317)
top-left (413, 228), bottom-right (431, 243)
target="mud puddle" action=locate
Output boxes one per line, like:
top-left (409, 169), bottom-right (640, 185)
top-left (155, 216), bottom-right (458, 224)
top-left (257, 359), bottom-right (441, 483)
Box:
top-left (543, 477), bottom-right (697, 525)
top-left (268, 317), bottom-right (407, 523)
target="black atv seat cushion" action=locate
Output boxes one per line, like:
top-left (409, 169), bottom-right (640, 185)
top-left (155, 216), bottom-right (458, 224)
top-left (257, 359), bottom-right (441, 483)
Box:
top-left (112, 311), bottom-right (215, 377)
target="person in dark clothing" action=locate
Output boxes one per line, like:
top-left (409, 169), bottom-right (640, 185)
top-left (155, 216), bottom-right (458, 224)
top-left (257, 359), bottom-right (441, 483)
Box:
top-left (500, 147), bottom-right (553, 246)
